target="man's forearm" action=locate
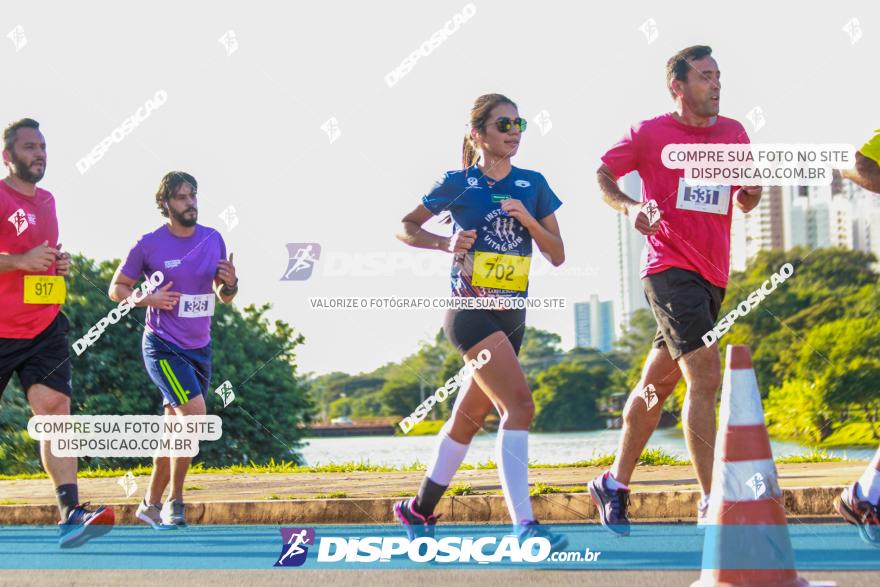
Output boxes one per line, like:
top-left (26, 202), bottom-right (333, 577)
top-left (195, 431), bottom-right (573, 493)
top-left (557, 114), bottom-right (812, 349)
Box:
top-left (842, 152), bottom-right (880, 194)
top-left (598, 168), bottom-right (639, 215)
top-left (0, 253), bottom-right (22, 273)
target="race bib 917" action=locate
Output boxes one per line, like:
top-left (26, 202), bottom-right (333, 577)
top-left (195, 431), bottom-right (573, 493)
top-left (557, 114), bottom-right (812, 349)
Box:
top-left (471, 251), bottom-right (531, 292)
top-left (178, 294), bottom-right (215, 318)
top-left (676, 178), bottom-right (731, 215)
top-left (23, 275), bottom-right (66, 304)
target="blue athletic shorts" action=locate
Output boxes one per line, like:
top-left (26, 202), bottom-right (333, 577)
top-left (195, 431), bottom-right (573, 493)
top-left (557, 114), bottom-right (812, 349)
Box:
top-left (142, 331), bottom-right (212, 407)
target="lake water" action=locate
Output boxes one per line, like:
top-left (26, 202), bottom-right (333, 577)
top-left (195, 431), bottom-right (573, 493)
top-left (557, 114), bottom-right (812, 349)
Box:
top-left (299, 428), bottom-right (875, 467)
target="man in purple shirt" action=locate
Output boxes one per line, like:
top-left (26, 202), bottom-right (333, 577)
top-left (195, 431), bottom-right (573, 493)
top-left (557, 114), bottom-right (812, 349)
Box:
top-left (109, 171), bottom-right (238, 528)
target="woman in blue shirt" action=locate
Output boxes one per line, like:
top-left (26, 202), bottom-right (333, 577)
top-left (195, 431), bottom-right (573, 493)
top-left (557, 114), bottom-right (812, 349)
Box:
top-left (395, 93), bottom-right (567, 550)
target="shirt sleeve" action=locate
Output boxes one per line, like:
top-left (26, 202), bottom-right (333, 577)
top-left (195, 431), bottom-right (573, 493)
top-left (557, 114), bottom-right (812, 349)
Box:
top-left (217, 231), bottom-right (228, 261)
top-left (860, 129), bottom-right (880, 164)
top-left (535, 174), bottom-right (563, 220)
top-left (119, 237), bottom-right (147, 281)
top-left (421, 172), bottom-right (457, 215)
top-left (601, 125), bottom-right (640, 179)
top-left (731, 121), bottom-right (751, 194)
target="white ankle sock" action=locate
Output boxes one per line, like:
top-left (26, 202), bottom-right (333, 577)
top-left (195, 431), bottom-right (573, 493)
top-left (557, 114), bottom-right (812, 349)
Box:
top-left (426, 430), bottom-right (470, 486)
top-left (857, 466), bottom-right (880, 504)
top-left (496, 428), bottom-right (534, 524)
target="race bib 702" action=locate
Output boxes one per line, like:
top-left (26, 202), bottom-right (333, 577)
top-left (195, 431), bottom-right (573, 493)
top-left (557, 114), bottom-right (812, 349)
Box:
top-left (471, 251), bottom-right (531, 292)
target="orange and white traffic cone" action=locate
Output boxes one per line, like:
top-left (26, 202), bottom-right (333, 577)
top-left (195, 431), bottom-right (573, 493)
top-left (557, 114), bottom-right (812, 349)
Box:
top-left (691, 345), bottom-right (834, 587)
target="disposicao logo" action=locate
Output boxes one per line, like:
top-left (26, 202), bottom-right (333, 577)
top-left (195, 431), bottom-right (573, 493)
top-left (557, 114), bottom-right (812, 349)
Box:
top-left (275, 527), bottom-right (315, 567)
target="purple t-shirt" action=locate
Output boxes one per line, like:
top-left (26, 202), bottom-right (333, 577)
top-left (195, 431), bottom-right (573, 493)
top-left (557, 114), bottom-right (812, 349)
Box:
top-left (120, 224), bottom-right (226, 349)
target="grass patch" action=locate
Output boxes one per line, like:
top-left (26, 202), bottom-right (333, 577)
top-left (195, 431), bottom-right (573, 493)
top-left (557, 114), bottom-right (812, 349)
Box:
top-left (446, 483), bottom-right (474, 496)
top-left (458, 459), bottom-right (497, 470)
top-left (391, 491), bottom-right (416, 497)
top-left (0, 464), bottom-right (154, 481)
top-left (0, 459), bottom-right (426, 481)
top-left (529, 449), bottom-right (686, 468)
top-left (821, 423), bottom-right (879, 448)
top-left (530, 482), bottom-right (562, 495)
top-left (529, 483), bottom-right (589, 495)
top-left (776, 448), bottom-right (843, 463)
top-left (315, 491), bottom-right (348, 499)
top-left (397, 420), bottom-right (446, 436)
top-left (0, 447), bottom-right (857, 482)
top-left (263, 494), bottom-right (301, 500)
top-left (638, 448), bottom-right (689, 466)
top-left (184, 485), bottom-right (204, 491)
top-left (0, 500), bottom-right (20, 505)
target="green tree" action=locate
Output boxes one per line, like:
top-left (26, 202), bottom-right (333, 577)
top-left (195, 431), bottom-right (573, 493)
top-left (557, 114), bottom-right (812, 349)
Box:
top-left (532, 361), bottom-right (609, 431)
top-left (519, 327), bottom-right (563, 374)
top-left (764, 379), bottom-right (833, 443)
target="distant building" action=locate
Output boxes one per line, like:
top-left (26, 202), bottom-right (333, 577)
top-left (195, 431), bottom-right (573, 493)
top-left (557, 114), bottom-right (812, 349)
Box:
top-left (575, 295), bottom-right (615, 352)
top-left (783, 184), bottom-right (871, 252)
top-left (617, 172), bottom-right (650, 327)
top-left (730, 181), bottom-right (879, 271)
top-left (730, 186), bottom-right (785, 272)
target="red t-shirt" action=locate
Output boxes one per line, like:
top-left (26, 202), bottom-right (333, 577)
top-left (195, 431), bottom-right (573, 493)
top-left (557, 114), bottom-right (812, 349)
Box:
top-left (0, 181), bottom-right (60, 338)
top-left (601, 113), bottom-right (750, 288)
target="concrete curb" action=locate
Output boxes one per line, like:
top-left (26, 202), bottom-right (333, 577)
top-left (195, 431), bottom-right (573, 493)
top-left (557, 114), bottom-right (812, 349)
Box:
top-left (0, 485), bottom-right (844, 525)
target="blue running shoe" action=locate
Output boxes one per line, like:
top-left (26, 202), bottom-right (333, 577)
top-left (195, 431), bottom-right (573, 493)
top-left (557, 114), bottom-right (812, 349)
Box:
top-left (589, 472), bottom-right (630, 536)
top-left (58, 503), bottom-right (115, 548)
top-left (393, 498), bottom-right (441, 540)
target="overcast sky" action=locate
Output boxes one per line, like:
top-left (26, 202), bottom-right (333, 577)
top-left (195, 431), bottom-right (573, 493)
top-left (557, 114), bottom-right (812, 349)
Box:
top-left (2, 0), bottom-right (876, 376)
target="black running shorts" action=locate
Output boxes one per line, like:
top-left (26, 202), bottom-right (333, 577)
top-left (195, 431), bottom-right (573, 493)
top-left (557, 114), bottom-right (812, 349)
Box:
top-left (443, 308), bottom-right (526, 356)
top-left (642, 268), bottom-right (725, 360)
top-left (0, 312), bottom-right (73, 399)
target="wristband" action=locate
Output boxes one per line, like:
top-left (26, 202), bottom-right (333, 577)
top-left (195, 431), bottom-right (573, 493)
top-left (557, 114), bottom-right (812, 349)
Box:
top-left (221, 278), bottom-right (239, 296)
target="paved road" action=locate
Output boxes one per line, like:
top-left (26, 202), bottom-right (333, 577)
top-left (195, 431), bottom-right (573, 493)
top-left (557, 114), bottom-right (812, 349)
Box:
top-left (1, 569), bottom-right (875, 587)
top-left (1, 521), bottom-right (877, 587)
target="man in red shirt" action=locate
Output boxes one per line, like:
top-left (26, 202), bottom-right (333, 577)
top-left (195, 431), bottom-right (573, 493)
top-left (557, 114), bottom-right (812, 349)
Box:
top-left (590, 46), bottom-right (763, 535)
top-left (0, 118), bottom-right (114, 546)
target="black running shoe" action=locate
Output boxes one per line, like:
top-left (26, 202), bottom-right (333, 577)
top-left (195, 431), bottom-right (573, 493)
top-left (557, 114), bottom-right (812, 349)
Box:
top-left (589, 471), bottom-right (630, 536)
top-left (517, 520), bottom-right (568, 553)
top-left (58, 503), bottom-right (115, 548)
top-left (393, 498), bottom-right (441, 540)
top-left (836, 482), bottom-right (880, 548)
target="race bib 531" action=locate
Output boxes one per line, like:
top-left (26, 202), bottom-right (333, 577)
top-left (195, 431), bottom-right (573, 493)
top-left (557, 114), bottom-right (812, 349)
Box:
top-left (23, 275), bottom-right (66, 304)
top-left (676, 178), bottom-right (731, 215)
top-left (471, 251), bottom-right (530, 292)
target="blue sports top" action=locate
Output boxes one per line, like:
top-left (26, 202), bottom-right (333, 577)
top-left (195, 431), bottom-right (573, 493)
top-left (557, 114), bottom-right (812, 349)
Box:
top-left (421, 164), bottom-right (562, 298)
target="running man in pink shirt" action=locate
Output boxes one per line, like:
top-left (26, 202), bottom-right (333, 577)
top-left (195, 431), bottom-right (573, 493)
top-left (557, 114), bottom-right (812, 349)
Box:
top-left (590, 46), bottom-right (763, 535)
top-left (0, 118), bottom-right (115, 547)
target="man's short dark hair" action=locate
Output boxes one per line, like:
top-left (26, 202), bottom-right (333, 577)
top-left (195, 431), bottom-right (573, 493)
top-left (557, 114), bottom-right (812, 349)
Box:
top-left (155, 171), bottom-right (198, 217)
top-left (666, 45), bottom-right (713, 98)
top-left (3, 118), bottom-right (40, 151)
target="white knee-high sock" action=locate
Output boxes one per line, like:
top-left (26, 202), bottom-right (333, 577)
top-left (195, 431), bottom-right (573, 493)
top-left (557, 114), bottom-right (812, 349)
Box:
top-left (496, 428), bottom-right (533, 525)
top-left (857, 465), bottom-right (880, 504)
top-left (426, 429), bottom-right (470, 485)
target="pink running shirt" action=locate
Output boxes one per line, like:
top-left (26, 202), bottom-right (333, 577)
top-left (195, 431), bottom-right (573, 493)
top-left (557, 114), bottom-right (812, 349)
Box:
top-left (602, 113), bottom-right (750, 288)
